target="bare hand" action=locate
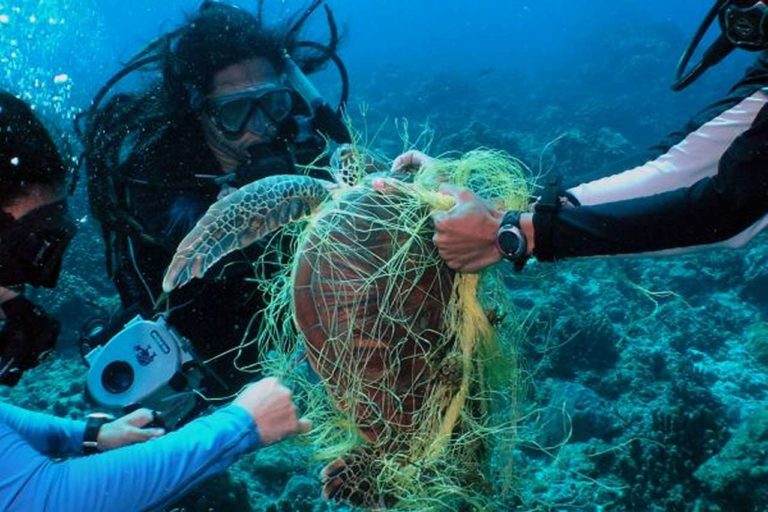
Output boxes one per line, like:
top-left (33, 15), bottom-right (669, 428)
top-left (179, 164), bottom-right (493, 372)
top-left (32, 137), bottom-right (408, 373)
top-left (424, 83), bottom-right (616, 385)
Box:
top-left (217, 184), bottom-right (238, 200)
top-left (233, 377), bottom-right (311, 445)
top-left (390, 150), bottom-right (435, 173)
top-left (432, 184), bottom-right (504, 272)
top-left (97, 408), bottom-right (165, 452)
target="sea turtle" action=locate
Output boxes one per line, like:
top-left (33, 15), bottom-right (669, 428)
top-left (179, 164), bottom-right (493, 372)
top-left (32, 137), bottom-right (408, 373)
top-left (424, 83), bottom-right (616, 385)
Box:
top-left (162, 149), bottom-right (528, 509)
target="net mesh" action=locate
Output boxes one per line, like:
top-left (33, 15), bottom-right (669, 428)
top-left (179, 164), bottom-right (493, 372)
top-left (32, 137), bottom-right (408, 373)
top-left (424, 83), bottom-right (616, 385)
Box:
top-left (245, 148), bottom-right (531, 509)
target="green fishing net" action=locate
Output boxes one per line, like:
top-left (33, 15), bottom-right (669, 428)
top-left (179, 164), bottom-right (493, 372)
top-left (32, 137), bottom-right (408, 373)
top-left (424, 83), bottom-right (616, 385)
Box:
top-left (234, 148), bottom-right (532, 510)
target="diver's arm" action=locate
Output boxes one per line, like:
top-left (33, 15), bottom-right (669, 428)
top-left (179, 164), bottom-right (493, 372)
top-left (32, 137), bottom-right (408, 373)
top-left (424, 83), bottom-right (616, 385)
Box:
top-left (0, 402), bottom-right (86, 457)
top-left (566, 90), bottom-right (768, 207)
top-left (533, 110), bottom-right (768, 259)
top-left (431, 55), bottom-right (768, 270)
top-left (643, 51), bottom-right (768, 157)
top-left (430, 108), bottom-right (768, 269)
top-left (567, 51), bottom-right (768, 206)
top-left (2, 404), bottom-right (260, 512)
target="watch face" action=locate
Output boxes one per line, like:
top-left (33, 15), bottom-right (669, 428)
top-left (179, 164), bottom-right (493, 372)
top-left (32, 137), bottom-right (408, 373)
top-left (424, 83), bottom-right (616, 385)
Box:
top-left (497, 228), bottom-right (522, 258)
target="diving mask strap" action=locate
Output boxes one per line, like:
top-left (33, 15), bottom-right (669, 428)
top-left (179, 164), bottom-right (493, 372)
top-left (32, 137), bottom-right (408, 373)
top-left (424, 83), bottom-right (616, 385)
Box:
top-left (187, 85), bottom-right (206, 113)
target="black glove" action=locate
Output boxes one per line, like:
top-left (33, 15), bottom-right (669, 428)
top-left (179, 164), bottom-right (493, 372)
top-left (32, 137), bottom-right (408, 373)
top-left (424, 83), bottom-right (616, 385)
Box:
top-left (0, 296), bottom-right (60, 386)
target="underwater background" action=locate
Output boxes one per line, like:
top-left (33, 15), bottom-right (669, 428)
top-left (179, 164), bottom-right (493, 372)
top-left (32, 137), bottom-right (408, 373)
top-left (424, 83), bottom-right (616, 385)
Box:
top-left (1, 0), bottom-right (767, 510)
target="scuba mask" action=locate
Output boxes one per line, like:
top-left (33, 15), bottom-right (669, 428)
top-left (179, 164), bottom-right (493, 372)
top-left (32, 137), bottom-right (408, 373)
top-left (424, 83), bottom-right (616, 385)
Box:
top-left (198, 51), bottom-right (351, 189)
top-left (674, 0), bottom-right (768, 90)
top-left (206, 84), bottom-right (294, 141)
top-left (0, 200), bottom-right (77, 288)
top-left (200, 52), bottom-right (350, 146)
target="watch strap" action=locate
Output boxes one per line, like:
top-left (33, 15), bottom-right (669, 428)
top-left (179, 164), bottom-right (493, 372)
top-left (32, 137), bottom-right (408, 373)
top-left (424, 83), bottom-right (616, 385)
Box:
top-left (83, 414), bottom-right (112, 455)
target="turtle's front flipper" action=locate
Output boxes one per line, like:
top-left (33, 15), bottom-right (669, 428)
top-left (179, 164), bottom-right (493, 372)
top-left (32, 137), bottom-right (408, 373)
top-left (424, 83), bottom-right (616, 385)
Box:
top-left (163, 174), bottom-right (332, 292)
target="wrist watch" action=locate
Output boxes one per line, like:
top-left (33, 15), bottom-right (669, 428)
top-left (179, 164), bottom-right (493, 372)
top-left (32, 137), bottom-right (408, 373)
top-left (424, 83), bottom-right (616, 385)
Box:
top-left (83, 412), bottom-right (114, 455)
top-left (495, 211), bottom-right (529, 272)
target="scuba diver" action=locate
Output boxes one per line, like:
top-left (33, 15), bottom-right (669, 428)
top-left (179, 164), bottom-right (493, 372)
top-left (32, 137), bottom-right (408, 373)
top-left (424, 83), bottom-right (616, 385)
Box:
top-left (0, 91), bottom-right (76, 386)
top-left (398, 0), bottom-right (768, 271)
top-left (79, 1), bottom-right (350, 394)
top-left (2, 376), bottom-right (309, 512)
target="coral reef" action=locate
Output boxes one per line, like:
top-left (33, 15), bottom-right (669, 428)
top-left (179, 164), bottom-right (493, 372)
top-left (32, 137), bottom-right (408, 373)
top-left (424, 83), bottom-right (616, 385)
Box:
top-left (695, 409), bottom-right (768, 510)
top-left (3, 6), bottom-right (767, 510)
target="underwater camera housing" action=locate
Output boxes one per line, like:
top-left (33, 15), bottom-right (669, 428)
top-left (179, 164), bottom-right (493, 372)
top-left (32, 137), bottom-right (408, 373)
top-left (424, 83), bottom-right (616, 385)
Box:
top-left (83, 315), bottom-right (205, 429)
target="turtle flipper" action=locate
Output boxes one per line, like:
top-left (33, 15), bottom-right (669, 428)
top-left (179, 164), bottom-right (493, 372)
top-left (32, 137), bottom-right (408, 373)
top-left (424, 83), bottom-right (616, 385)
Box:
top-left (321, 449), bottom-right (393, 509)
top-left (162, 174), bottom-right (332, 292)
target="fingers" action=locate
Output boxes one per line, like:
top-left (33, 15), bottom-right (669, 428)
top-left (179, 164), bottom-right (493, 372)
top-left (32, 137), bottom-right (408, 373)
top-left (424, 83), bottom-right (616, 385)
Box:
top-left (433, 238), bottom-right (462, 270)
top-left (216, 184), bottom-right (238, 200)
top-left (429, 183), bottom-right (501, 273)
top-left (124, 408), bottom-right (154, 428)
top-left (259, 376), bottom-right (280, 388)
top-left (432, 227), bottom-right (482, 272)
top-left (101, 424), bottom-right (165, 451)
top-left (437, 183), bottom-right (475, 203)
top-left (371, 177), bottom-right (398, 194)
top-left (432, 248), bottom-right (492, 273)
top-left (129, 426), bottom-right (166, 441)
top-left (432, 227), bottom-right (499, 273)
top-left (238, 377), bottom-right (313, 445)
top-left (390, 150), bottom-right (418, 171)
top-left (431, 186), bottom-right (475, 229)
top-left (437, 183), bottom-right (460, 198)
top-left (391, 150), bottom-right (433, 172)
top-left (432, 186), bottom-right (474, 230)
top-left (432, 211), bottom-right (447, 228)
top-left (297, 417), bottom-right (312, 435)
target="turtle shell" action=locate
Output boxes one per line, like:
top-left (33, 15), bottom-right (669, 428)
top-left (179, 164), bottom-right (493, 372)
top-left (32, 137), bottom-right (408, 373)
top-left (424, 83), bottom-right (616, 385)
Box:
top-left (293, 187), bottom-right (455, 445)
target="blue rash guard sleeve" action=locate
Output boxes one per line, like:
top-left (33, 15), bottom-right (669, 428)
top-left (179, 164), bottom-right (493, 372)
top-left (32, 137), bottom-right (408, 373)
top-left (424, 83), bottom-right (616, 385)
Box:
top-left (0, 402), bottom-right (86, 457)
top-left (0, 403), bottom-right (261, 512)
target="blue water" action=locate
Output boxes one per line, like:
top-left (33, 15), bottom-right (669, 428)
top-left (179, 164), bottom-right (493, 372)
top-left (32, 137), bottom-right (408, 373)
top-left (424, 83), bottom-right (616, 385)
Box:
top-left (1, 1), bottom-right (766, 511)
top-left (1, 0), bottom-right (754, 132)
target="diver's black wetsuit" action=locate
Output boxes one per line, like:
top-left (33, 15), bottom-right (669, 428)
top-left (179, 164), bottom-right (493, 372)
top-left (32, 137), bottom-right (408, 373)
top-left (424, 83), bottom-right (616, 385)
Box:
top-left (108, 129), bottom-right (312, 391)
top-left (534, 52), bottom-right (768, 260)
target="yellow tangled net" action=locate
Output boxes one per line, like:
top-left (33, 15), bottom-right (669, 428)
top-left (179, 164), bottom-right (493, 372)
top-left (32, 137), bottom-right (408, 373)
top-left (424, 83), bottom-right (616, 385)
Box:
top-left (246, 148), bottom-right (530, 510)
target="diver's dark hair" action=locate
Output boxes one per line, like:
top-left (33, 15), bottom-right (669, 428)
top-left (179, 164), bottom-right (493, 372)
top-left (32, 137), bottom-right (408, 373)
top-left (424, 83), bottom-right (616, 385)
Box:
top-left (172, 3), bottom-right (282, 96)
top-left (170, 1), bottom-right (341, 107)
top-left (82, 1), bottom-right (340, 142)
top-left (0, 92), bottom-right (66, 206)
top-left (80, 0), bottom-right (342, 271)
